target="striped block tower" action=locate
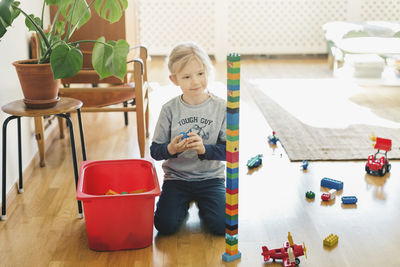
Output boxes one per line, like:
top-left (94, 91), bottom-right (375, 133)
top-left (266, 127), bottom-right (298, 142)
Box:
top-left (222, 53), bottom-right (241, 262)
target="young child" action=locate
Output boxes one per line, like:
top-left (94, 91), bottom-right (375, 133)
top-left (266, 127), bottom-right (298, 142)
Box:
top-left (150, 42), bottom-right (226, 235)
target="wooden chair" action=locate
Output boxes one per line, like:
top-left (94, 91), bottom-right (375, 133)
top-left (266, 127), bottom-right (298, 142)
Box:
top-left (32, 8), bottom-right (149, 166)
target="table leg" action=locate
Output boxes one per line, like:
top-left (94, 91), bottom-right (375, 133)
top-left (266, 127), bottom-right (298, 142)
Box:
top-left (56, 113), bottom-right (83, 218)
top-left (76, 109), bottom-right (87, 161)
top-left (34, 117), bottom-right (46, 167)
top-left (17, 117), bottom-right (23, 193)
top-left (2, 115), bottom-right (19, 221)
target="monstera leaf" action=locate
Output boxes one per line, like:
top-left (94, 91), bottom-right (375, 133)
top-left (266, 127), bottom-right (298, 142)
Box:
top-left (92, 36), bottom-right (129, 81)
top-left (50, 42), bottom-right (83, 79)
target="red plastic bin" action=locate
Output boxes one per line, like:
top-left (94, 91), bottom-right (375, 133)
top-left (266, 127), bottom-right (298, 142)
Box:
top-left (77, 159), bottom-right (160, 251)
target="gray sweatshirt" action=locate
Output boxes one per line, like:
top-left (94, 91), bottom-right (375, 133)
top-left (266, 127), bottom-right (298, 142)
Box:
top-left (152, 93), bottom-right (226, 181)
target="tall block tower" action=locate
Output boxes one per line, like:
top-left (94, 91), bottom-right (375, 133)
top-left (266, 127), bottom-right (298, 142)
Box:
top-left (222, 53), bottom-right (241, 262)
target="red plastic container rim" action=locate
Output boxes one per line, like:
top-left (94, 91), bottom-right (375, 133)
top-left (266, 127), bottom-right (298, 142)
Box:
top-left (76, 158), bottom-right (161, 200)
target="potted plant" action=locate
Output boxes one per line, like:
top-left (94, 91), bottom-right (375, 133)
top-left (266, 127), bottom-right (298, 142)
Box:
top-left (0, 0), bottom-right (129, 108)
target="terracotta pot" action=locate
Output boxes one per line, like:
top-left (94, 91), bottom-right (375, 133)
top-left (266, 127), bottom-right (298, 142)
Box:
top-left (13, 59), bottom-right (60, 109)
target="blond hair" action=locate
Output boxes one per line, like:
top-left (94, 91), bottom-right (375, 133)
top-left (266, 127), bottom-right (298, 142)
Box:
top-left (167, 42), bottom-right (214, 78)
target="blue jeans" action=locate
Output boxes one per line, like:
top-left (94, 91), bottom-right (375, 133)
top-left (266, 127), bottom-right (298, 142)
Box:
top-left (154, 178), bottom-right (226, 235)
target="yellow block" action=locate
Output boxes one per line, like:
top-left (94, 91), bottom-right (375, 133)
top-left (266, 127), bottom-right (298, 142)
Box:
top-left (226, 193), bottom-right (238, 205)
top-left (228, 61), bottom-right (240, 68)
top-left (230, 90), bottom-right (240, 97)
top-left (227, 161), bottom-right (239, 169)
top-left (227, 101), bottom-right (239, 109)
top-left (227, 141), bottom-right (239, 153)
top-left (226, 243), bottom-right (238, 251)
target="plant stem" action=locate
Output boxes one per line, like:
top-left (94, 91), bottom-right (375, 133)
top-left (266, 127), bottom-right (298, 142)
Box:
top-left (16, 7), bottom-right (51, 50)
top-left (64, 0), bottom-right (78, 42)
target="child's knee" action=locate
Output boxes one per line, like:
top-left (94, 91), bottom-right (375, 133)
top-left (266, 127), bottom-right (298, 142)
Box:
top-left (204, 212), bottom-right (225, 235)
top-left (154, 214), bottom-right (181, 235)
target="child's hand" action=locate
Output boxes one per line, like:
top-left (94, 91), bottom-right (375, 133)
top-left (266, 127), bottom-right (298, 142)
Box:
top-left (186, 132), bottom-right (206, 155)
top-left (167, 134), bottom-right (188, 155)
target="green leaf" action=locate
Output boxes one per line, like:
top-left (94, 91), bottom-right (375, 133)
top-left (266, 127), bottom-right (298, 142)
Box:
top-left (0, 0), bottom-right (14, 25)
top-left (105, 39), bottom-right (129, 81)
top-left (94, 0), bottom-right (127, 24)
top-left (50, 42), bottom-right (83, 79)
top-left (60, 0), bottom-right (91, 29)
top-left (92, 36), bottom-right (113, 79)
top-left (45, 0), bottom-right (60, 5)
top-left (25, 14), bottom-right (42, 32)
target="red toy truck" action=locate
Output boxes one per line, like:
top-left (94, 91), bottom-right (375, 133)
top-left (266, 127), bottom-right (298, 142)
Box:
top-left (365, 137), bottom-right (392, 176)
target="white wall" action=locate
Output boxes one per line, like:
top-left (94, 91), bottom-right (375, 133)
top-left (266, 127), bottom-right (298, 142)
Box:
top-left (137, 0), bottom-right (400, 61)
top-left (0, 0), bottom-right (50, 207)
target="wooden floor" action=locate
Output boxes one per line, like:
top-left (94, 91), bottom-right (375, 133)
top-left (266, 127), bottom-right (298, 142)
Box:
top-left (1, 56), bottom-right (400, 267)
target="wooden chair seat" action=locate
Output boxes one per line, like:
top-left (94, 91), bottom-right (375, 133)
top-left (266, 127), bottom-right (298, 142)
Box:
top-left (59, 85), bottom-right (136, 108)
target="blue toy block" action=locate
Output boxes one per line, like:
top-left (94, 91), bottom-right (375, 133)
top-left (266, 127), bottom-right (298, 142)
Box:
top-left (179, 131), bottom-right (188, 139)
top-left (321, 177), bottom-right (343, 190)
top-left (342, 196), bottom-right (357, 204)
top-left (222, 251), bottom-right (242, 262)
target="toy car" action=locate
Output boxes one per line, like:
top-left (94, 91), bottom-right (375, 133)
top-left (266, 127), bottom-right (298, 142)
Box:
top-left (247, 154), bottom-right (263, 168)
top-left (321, 189), bottom-right (336, 201)
top-left (305, 191), bottom-right (315, 199)
top-left (301, 160), bottom-right (309, 170)
top-left (365, 137), bottom-right (392, 176)
top-left (268, 131), bottom-right (279, 145)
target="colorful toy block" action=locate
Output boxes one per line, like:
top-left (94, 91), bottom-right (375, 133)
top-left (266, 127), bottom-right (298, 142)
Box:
top-left (223, 53), bottom-right (241, 263)
top-left (268, 131), bottom-right (279, 145)
top-left (105, 189), bottom-right (119, 195)
top-left (301, 160), bottom-right (309, 170)
top-left (179, 131), bottom-right (188, 139)
top-left (321, 177), bottom-right (343, 190)
top-left (305, 191), bottom-right (315, 199)
top-left (323, 234), bottom-right (338, 247)
top-left (341, 196), bottom-right (358, 204)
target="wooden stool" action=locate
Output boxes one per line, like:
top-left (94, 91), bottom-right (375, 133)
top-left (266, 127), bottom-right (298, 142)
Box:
top-left (1, 97), bottom-right (87, 220)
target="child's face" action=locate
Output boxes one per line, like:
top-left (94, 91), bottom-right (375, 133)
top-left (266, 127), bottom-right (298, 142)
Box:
top-left (170, 58), bottom-right (208, 101)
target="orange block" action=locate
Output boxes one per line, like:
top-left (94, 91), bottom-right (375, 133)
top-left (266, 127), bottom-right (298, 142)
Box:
top-left (105, 189), bottom-right (119, 195)
top-left (225, 248), bottom-right (238, 255)
top-left (227, 73), bottom-right (241, 80)
top-left (130, 189), bottom-right (146, 194)
top-left (226, 228), bottom-right (238, 236)
top-left (226, 208), bottom-right (238, 216)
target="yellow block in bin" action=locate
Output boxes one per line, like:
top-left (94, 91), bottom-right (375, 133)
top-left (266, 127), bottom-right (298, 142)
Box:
top-left (227, 141), bottom-right (239, 153)
top-left (226, 243), bottom-right (238, 251)
top-left (227, 161), bottom-right (238, 169)
top-left (226, 193), bottom-right (238, 205)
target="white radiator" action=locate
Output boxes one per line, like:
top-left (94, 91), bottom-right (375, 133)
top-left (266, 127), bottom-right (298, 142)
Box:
top-left (137, 0), bottom-right (400, 60)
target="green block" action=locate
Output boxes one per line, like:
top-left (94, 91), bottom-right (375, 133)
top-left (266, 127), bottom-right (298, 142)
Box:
top-left (228, 68), bottom-right (241, 73)
top-left (227, 172), bottom-right (239, 179)
top-left (225, 236), bottom-right (238, 246)
top-left (227, 124), bottom-right (239, 130)
top-left (227, 53), bottom-right (241, 61)
top-left (227, 135), bottom-right (239, 142)
top-left (228, 79), bottom-right (240, 86)
top-left (228, 96), bottom-right (240, 103)
top-left (226, 214), bottom-right (238, 221)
